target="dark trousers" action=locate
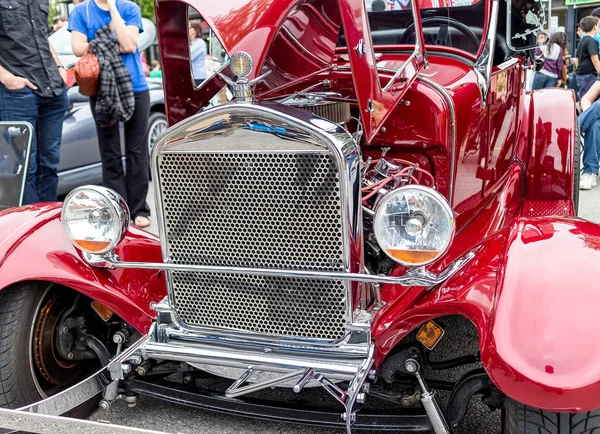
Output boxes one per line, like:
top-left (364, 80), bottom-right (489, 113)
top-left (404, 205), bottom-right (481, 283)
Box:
top-left (90, 90), bottom-right (150, 219)
top-left (0, 84), bottom-right (67, 204)
top-left (576, 74), bottom-right (597, 101)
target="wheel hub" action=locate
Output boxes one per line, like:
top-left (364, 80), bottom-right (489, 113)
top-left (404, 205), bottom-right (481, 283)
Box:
top-left (32, 292), bottom-right (84, 388)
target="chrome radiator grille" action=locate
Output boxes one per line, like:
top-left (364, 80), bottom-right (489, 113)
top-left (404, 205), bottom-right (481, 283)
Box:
top-left (158, 151), bottom-right (347, 340)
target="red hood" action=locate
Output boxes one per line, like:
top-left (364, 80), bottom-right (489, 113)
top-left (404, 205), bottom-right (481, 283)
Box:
top-left (187, 0), bottom-right (341, 82)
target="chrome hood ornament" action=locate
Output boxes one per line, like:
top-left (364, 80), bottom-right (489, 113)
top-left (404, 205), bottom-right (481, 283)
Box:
top-left (217, 51), bottom-right (271, 103)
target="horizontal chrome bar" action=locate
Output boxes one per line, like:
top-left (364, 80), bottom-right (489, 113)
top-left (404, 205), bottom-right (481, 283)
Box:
top-left (142, 340), bottom-right (370, 381)
top-left (87, 251), bottom-right (475, 287)
top-left (0, 408), bottom-right (168, 434)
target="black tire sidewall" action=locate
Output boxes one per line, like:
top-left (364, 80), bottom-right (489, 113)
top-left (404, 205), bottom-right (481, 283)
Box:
top-left (0, 282), bottom-right (99, 418)
top-left (0, 282), bottom-right (51, 408)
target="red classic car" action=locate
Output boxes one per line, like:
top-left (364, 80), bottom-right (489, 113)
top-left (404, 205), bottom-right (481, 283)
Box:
top-left (0, 0), bottom-right (595, 433)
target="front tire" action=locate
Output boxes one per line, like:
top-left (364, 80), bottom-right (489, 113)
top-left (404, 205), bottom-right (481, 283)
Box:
top-left (0, 282), bottom-right (98, 417)
top-left (504, 398), bottom-right (600, 433)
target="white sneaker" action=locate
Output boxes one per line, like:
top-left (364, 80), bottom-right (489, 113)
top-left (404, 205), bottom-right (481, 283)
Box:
top-left (580, 173), bottom-right (597, 190)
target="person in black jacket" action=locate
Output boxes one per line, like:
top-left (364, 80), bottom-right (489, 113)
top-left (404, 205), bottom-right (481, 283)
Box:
top-left (0, 0), bottom-right (68, 204)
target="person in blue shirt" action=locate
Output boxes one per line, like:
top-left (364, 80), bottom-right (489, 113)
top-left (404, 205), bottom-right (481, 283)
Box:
top-left (189, 20), bottom-right (207, 86)
top-left (68, 0), bottom-right (151, 228)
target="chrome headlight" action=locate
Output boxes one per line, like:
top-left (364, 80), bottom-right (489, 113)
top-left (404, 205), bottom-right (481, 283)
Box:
top-left (61, 186), bottom-right (129, 255)
top-left (373, 185), bottom-right (455, 267)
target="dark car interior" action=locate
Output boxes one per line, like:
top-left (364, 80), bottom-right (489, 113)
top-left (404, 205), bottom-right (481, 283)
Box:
top-left (338, 0), bottom-right (522, 67)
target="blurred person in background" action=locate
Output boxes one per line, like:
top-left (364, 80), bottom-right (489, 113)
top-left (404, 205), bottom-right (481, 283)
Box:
top-left (149, 60), bottom-right (162, 78)
top-left (0, 0), bottom-right (68, 204)
top-left (189, 20), bottom-right (207, 86)
top-left (537, 31), bottom-right (548, 46)
top-left (576, 16), bottom-right (600, 100)
top-left (69, 0), bottom-right (152, 228)
top-left (533, 31), bottom-right (567, 89)
top-left (53, 17), bottom-right (68, 33)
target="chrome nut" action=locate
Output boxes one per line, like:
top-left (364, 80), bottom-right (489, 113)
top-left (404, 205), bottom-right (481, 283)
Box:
top-left (356, 393), bottom-right (366, 404)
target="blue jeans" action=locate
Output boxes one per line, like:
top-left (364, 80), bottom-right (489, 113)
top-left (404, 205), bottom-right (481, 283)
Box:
top-left (532, 72), bottom-right (557, 90)
top-left (579, 100), bottom-right (600, 174)
top-left (0, 84), bottom-right (67, 204)
top-left (576, 74), bottom-right (597, 101)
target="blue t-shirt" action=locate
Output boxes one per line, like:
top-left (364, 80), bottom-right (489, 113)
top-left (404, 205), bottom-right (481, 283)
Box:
top-left (68, 0), bottom-right (148, 92)
top-left (190, 38), bottom-right (207, 80)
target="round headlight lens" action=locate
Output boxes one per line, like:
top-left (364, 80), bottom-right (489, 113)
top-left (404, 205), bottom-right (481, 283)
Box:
top-left (230, 51), bottom-right (253, 78)
top-left (61, 186), bottom-right (130, 255)
top-left (373, 186), bottom-right (455, 267)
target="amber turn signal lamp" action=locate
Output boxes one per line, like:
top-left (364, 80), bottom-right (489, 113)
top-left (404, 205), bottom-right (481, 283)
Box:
top-left (416, 320), bottom-right (445, 350)
top-left (91, 300), bottom-right (114, 322)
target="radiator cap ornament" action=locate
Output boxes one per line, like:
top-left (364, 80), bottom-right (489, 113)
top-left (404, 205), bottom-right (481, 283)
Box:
top-left (217, 51), bottom-right (271, 102)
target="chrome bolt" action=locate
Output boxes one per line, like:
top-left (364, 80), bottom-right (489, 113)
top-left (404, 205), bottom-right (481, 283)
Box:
top-left (67, 352), bottom-right (74, 360)
top-left (135, 365), bottom-right (148, 376)
top-left (381, 127), bottom-right (387, 133)
top-left (356, 393), bottom-right (366, 404)
top-left (113, 332), bottom-right (125, 345)
top-left (121, 364), bottom-right (132, 374)
top-left (149, 302), bottom-right (157, 310)
top-left (61, 326), bottom-right (69, 334)
top-left (128, 355), bottom-right (142, 365)
top-left (405, 101), bottom-right (411, 106)
top-left (368, 369), bottom-right (377, 381)
top-left (405, 359), bottom-right (419, 373)
top-left (98, 400), bottom-right (110, 411)
top-left (362, 383), bottom-right (371, 393)
top-left (401, 398), bottom-right (411, 407)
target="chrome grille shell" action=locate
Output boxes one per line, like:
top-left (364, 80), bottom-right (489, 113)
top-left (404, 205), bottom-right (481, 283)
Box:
top-left (152, 103), bottom-right (363, 342)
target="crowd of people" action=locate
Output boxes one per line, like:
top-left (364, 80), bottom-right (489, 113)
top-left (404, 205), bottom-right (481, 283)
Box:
top-left (0, 0), bottom-right (210, 226)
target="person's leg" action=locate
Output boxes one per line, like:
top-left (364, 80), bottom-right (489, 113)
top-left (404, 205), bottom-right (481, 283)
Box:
top-left (89, 96), bottom-right (127, 201)
top-left (0, 85), bottom-right (40, 204)
top-left (577, 74), bottom-right (596, 100)
top-left (35, 89), bottom-right (68, 202)
top-left (123, 91), bottom-right (150, 221)
top-left (579, 102), bottom-right (600, 177)
top-left (532, 72), bottom-right (546, 90)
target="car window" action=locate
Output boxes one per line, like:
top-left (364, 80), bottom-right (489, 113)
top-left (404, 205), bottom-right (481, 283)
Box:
top-left (338, 0), bottom-right (486, 56)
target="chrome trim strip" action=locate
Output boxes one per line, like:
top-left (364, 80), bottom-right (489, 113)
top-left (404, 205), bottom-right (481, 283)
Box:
top-left (19, 336), bottom-right (149, 415)
top-left (415, 77), bottom-right (457, 203)
top-left (474, 0), bottom-right (499, 101)
top-left (86, 250), bottom-right (475, 287)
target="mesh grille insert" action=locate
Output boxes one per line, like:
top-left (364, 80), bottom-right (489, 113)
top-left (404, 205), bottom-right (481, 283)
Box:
top-left (158, 152), bottom-right (347, 340)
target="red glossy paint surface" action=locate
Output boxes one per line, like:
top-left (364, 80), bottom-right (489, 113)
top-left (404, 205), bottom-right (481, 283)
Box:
top-left (525, 88), bottom-right (577, 202)
top-left (0, 205), bottom-right (167, 333)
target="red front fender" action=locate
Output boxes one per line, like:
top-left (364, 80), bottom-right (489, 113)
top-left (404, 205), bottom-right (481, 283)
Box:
top-left (373, 216), bottom-right (600, 412)
top-left (0, 204), bottom-right (167, 333)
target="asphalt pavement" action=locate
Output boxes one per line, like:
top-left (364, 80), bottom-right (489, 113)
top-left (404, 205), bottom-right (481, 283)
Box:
top-left (89, 182), bottom-right (600, 434)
